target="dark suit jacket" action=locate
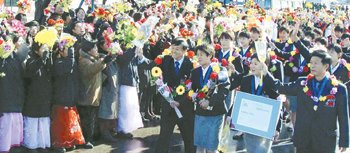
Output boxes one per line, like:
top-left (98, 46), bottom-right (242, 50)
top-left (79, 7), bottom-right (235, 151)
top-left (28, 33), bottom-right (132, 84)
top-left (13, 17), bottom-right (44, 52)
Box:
top-left (190, 66), bottom-right (230, 116)
top-left (269, 59), bottom-right (284, 82)
top-left (332, 63), bottom-right (350, 84)
top-left (274, 40), bottom-right (310, 81)
top-left (215, 48), bottom-right (244, 74)
top-left (277, 77), bottom-right (349, 151)
top-left (158, 56), bottom-right (194, 118)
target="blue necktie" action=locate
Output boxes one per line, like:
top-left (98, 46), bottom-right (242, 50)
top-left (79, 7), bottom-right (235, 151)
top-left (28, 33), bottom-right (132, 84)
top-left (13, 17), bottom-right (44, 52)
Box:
top-left (315, 82), bottom-right (320, 94)
top-left (175, 61), bottom-right (180, 75)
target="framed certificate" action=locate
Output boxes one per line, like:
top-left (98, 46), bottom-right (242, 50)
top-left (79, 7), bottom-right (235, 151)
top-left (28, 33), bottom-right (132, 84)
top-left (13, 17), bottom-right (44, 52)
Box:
top-left (231, 91), bottom-right (282, 140)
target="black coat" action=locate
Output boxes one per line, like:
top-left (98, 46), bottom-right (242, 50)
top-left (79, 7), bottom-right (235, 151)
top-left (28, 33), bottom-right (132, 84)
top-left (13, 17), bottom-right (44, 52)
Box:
top-left (269, 59), bottom-right (284, 82)
top-left (52, 47), bottom-right (80, 107)
top-left (117, 48), bottom-right (139, 87)
top-left (23, 52), bottom-right (53, 117)
top-left (274, 40), bottom-right (310, 81)
top-left (277, 77), bottom-right (349, 152)
top-left (0, 53), bottom-right (26, 114)
top-left (332, 63), bottom-right (350, 84)
top-left (190, 66), bottom-right (230, 116)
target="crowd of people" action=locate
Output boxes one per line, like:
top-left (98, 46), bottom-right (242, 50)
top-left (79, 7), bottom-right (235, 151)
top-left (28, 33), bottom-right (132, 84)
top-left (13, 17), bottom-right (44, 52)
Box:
top-left (0, 0), bottom-right (350, 153)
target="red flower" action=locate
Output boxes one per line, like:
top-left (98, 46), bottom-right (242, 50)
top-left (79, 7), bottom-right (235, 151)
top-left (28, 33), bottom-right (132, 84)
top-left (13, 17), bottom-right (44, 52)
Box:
top-left (215, 44), bottom-right (221, 50)
top-left (307, 74), bottom-right (314, 80)
top-left (271, 55), bottom-right (277, 60)
top-left (303, 66), bottom-right (309, 72)
top-left (185, 79), bottom-right (191, 85)
top-left (188, 31), bottom-right (194, 36)
top-left (306, 90), bottom-right (312, 96)
top-left (222, 59), bottom-right (229, 66)
top-left (154, 57), bottom-right (162, 65)
top-left (348, 72), bottom-right (350, 78)
top-left (246, 52), bottom-right (252, 57)
top-left (327, 95), bottom-right (335, 99)
top-left (210, 72), bottom-right (218, 80)
top-left (178, 3), bottom-right (182, 7)
top-left (198, 92), bottom-right (206, 99)
top-left (327, 101), bottom-right (335, 106)
top-left (0, 39), bottom-right (3, 45)
top-left (98, 8), bottom-right (105, 16)
top-left (187, 51), bottom-right (195, 58)
top-left (48, 19), bottom-right (55, 25)
top-left (140, 18), bottom-right (147, 23)
top-left (295, 49), bottom-right (299, 54)
top-left (212, 57), bottom-right (219, 63)
top-left (130, 22), bottom-right (136, 27)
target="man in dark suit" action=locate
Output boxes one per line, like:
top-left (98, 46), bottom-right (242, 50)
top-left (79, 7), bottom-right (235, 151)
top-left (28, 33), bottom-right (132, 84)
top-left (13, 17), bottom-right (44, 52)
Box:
top-left (276, 50), bottom-right (349, 153)
top-left (154, 38), bottom-right (195, 153)
top-left (34, 0), bottom-right (51, 25)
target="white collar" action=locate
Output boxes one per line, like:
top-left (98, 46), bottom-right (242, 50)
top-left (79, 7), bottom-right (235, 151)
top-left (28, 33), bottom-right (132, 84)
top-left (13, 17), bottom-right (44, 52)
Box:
top-left (174, 56), bottom-right (185, 68)
top-left (254, 75), bottom-right (261, 89)
top-left (202, 66), bottom-right (210, 78)
top-left (222, 48), bottom-right (230, 56)
top-left (331, 62), bottom-right (340, 74)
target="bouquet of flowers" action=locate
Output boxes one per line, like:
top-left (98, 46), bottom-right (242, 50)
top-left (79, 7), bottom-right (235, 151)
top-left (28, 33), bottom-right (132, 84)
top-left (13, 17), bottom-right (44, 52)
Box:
top-left (133, 16), bottom-right (160, 48)
top-left (187, 63), bottom-right (228, 105)
top-left (34, 28), bottom-right (58, 47)
top-left (0, 39), bottom-right (15, 59)
top-left (111, 1), bottom-right (132, 14)
top-left (58, 35), bottom-right (77, 52)
top-left (84, 23), bottom-right (95, 33)
top-left (17, 0), bottom-right (31, 11)
top-left (115, 18), bottom-right (137, 49)
top-left (102, 27), bottom-right (123, 55)
top-left (151, 65), bottom-right (184, 118)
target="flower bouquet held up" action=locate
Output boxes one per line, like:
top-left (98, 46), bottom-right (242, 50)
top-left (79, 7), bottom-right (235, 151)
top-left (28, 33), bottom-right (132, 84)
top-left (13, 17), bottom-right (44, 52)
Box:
top-left (133, 16), bottom-right (160, 48)
top-left (58, 35), bottom-right (77, 52)
top-left (102, 27), bottom-right (123, 55)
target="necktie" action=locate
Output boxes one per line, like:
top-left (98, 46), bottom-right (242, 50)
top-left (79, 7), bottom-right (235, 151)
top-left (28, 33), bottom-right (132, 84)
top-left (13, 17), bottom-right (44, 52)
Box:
top-left (315, 82), bottom-right (320, 94)
top-left (175, 61), bottom-right (180, 75)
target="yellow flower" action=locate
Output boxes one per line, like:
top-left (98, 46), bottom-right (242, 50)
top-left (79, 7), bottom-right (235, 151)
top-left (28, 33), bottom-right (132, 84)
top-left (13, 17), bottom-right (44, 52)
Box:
top-left (213, 1), bottom-right (222, 8)
top-left (228, 56), bottom-right (235, 62)
top-left (331, 79), bottom-right (338, 86)
top-left (176, 85), bottom-right (185, 95)
top-left (319, 96), bottom-right (327, 101)
top-left (151, 67), bottom-right (162, 78)
top-left (35, 28), bottom-right (58, 47)
top-left (345, 64), bottom-right (350, 71)
top-left (197, 39), bottom-right (202, 46)
top-left (236, 47), bottom-right (241, 52)
top-left (308, 63), bottom-right (311, 67)
top-left (202, 86), bottom-right (209, 93)
top-left (162, 49), bottom-right (171, 55)
top-left (188, 90), bottom-right (194, 97)
top-left (212, 66), bottom-right (220, 73)
top-left (303, 86), bottom-right (309, 93)
top-left (275, 39), bottom-right (280, 42)
top-left (290, 51), bottom-right (296, 56)
top-left (288, 39), bottom-right (293, 44)
top-left (269, 51), bottom-right (275, 56)
top-left (305, 2), bottom-right (313, 9)
top-left (193, 61), bottom-right (198, 68)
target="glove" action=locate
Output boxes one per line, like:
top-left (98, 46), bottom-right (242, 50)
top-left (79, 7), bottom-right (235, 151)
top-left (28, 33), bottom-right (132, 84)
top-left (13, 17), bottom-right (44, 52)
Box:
top-left (103, 55), bottom-right (114, 63)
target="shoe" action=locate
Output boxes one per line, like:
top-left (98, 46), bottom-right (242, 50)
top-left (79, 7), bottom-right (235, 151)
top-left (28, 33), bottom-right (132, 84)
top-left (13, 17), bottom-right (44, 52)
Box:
top-left (142, 116), bottom-right (150, 122)
top-left (53, 147), bottom-right (66, 153)
top-left (117, 132), bottom-right (133, 139)
top-left (83, 142), bottom-right (94, 149)
top-left (27, 149), bottom-right (39, 153)
top-left (151, 115), bottom-right (160, 120)
top-left (101, 130), bottom-right (118, 142)
top-left (65, 145), bottom-right (75, 152)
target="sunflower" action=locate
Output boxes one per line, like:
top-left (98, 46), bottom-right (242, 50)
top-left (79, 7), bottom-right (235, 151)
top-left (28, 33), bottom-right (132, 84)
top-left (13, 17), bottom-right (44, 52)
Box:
top-left (212, 66), bottom-right (220, 73)
top-left (176, 85), bottom-right (185, 95)
top-left (202, 86), bottom-right (209, 93)
top-left (152, 67), bottom-right (162, 78)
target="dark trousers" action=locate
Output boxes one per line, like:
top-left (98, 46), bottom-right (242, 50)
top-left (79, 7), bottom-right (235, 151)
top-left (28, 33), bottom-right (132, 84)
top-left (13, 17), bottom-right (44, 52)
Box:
top-left (77, 105), bottom-right (99, 142)
top-left (139, 85), bottom-right (154, 116)
top-left (155, 111), bottom-right (195, 153)
top-left (297, 147), bottom-right (335, 153)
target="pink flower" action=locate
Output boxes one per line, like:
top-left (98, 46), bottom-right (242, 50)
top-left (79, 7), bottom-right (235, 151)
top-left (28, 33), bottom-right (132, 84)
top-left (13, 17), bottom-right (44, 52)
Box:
top-left (311, 96), bottom-right (318, 102)
top-left (330, 87), bottom-right (338, 95)
top-left (340, 59), bottom-right (347, 66)
top-left (300, 80), bottom-right (307, 86)
top-left (192, 92), bottom-right (198, 100)
top-left (306, 91), bottom-right (312, 96)
top-left (289, 56), bottom-right (294, 62)
top-left (186, 82), bottom-right (192, 91)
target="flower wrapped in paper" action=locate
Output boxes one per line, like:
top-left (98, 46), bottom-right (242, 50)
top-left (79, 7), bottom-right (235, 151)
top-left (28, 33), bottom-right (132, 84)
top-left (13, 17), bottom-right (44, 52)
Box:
top-left (102, 27), bottom-right (123, 55)
top-left (34, 28), bottom-right (58, 47)
top-left (133, 16), bottom-right (160, 48)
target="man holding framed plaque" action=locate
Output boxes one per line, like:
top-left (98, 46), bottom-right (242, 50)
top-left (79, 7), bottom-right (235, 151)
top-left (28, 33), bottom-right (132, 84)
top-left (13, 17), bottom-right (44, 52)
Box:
top-left (276, 50), bottom-right (349, 153)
